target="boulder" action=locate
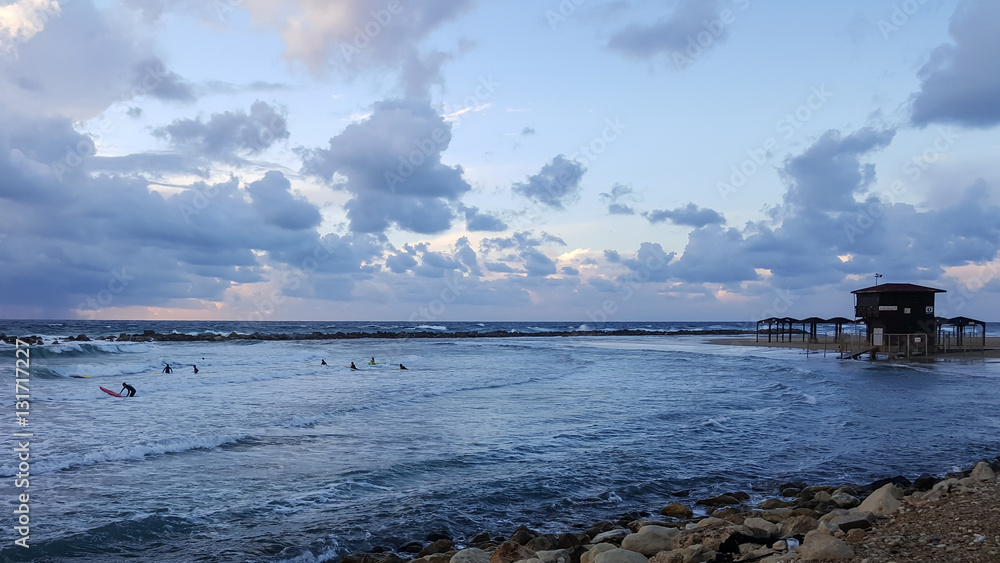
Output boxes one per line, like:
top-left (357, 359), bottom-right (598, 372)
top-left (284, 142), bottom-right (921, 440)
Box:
top-left (400, 542), bottom-right (425, 554)
top-left (756, 498), bottom-right (794, 509)
top-left (490, 541), bottom-right (535, 563)
top-left (591, 529), bottom-right (630, 546)
top-left (778, 515), bottom-right (819, 537)
top-left (581, 544), bottom-right (617, 563)
top-left (620, 525), bottom-right (681, 557)
top-left (418, 540), bottom-right (454, 557)
top-left (556, 533), bottom-right (581, 549)
top-left (830, 492), bottom-right (860, 509)
top-left (911, 473), bottom-right (940, 492)
top-left (452, 548), bottom-right (491, 563)
top-left (660, 503), bottom-right (693, 519)
top-left (795, 530), bottom-right (854, 560)
top-left (822, 510), bottom-right (874, 532)
top-left (470, 532), bottom-right (492, 544)
top-left (647, 545), bottom-right (713, 563)
top-left (534, 549), bottom-right (572, 563)
top-left (526, 535), bottom-right (558, 552)
top-left (741, 517), bottom-right (778, 541)
top-left (511, 527), bottom-right (539, 545)
top-left (695, 495), bottom-right (740, 508)
top-left (856, 483), bottom-right (902, 516)
top-left (585, 521), bottom-right (618, 540)
top-left (867, 475), bottom-right (910, 491)
top-left (971, 460), bottom-right (996, 481)
top-left (593, 547), bottom-right (648, 563)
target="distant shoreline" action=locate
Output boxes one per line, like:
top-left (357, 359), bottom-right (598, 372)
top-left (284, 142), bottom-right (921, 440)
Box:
top-left (3, 328), bottom-right (756, 346)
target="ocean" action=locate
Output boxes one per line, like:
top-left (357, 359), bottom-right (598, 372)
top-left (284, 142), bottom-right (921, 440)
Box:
top-left (1, 320), bottom-right (999, 562)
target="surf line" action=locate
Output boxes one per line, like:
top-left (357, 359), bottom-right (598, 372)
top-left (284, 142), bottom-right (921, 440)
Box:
top-left (13, 338), bottom-right (32, 548)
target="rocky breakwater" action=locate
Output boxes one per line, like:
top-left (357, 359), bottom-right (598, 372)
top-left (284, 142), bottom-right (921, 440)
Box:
top-left (341, 458), bottom-right (1000, 563)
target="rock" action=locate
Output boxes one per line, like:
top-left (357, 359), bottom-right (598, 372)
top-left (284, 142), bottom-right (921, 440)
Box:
top-left (591, 529), bottom-right (630, 546)
top-left (471, 532), bottom-right (492, 544)
top-left (660, 503), bottom-right (693, 519)
top-left (620, 525), bottom-right (681, 557)
top-left (647, 551), bottom-right (683, 563)
top-left (708, 508), bottom-right (744, 525)
top-left (695, 495), bottom-right (739, 508)
top-left (780, 487), bottom-right (801, 498)
top-left (511, 527), bottom-right (539, 545)
top-left (694, 518), bottom-right (730, 529)
top-left (757, 498), bottom-right (794, 509)
top-left (856, 483), bottom-right (902, 516)
top-left (779, 515), bottom-right (819, 537)
top-left (912, 473), bottom-right (940, 492)
top-left (844, 528), bottom-right (866, 544)
top-left (428, 531), bottom-right (453, 542)
top-left (758, 508), bottom-right (792, 524)
top-left (867, 475), bottom-right (910, 491)
top-left (534, 549), bottom-right (571, 563)
top-left (526, 535), bottom-right (557, 552)
top-left (585, 521), bottom-right (618, 540)
top-left (771, 540), bottom-right (787, 551)
top-left (971, 460), bottom-right (996, 481)
top-left (795, 530), bottom-right (854, 560)
top-left (581, 544), bottom-right (617, 563)
top-left (921, 477), bottom-right (959, 501)
top-left (490, 541), bottom-right (535, 563)
top-left (830, 492), bottom-right (860, 509)
top-left (811, 491), bottom-right (832, 503)
top-left (400, 541), bottom-right (425, 554)
top-left (419, 539), bottom-right (455, 558)
top-left (742, 517), bottom-right (778, 540)
top-left (593, 547), bottom-right (648, 563)
top-left (724, 491), bottom-right (750, 502)
top-left (556, 533), bottom-right (581, 549)
top-left (452, 548), bottom-right (491, 563)
top-left (822, 511), bottom-right (874, 532)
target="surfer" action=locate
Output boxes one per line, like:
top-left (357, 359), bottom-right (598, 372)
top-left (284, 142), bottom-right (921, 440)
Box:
top-left (193, 365), bottom-right (199, 374)
top-left (369, 357), bottom-right (376, 365)
top-left (162, 364), bottom-right (172, 374)
top-left (120, 382), bottom-right (136, 397)
top-left (350, 362), bottom-right (358, 370)
top-left (321, 359), bottom-right (327, 366)
top-left (399, 364), bottom-right (408, 370)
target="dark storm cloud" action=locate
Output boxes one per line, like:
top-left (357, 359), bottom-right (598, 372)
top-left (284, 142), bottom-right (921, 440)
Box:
top-left (154, 101), bottom-right (289, 161)
top-left (642, 203), bottom-right (725, 228)
top-left (245, 171), bottom-right (322, 231)
top-left (911, 0), bottom-right (1000, 128)
top-left (512, 155), bottom-right (585, 210)
top-left (300, 98), bottom-right (470, 235)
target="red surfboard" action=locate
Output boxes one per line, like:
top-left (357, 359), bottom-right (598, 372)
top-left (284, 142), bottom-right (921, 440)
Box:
top-left (100, 386), bottom-right (123, 397)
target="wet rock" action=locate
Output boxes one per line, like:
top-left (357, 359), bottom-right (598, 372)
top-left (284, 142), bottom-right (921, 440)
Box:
top-left (400, 542), bottom-right (425, 554)
top-left (593, 547), bottom-right (648, 563)
top-left (620, 525), bottom-right (681, 557)
top-left (470, 532), bottom-right (492, 544)
top-left (510, 526), bottom-right (539, 545)
top-left (820, 510), bottom-right (874, 532)
top-left (534, 549), bottom-right (572, 563)
top-left (742, 517), bottom-right (778, 541)
top-left (660, 503), bottom-right (692, 519)
top-left (585, 521), bottom-right (617, 540)
top-left (695, 495), bottom-right (739, 508)
top-left (912, 473), bottom-right (940, 492)
top-left (590, 529), bottom-right (630, 546)
top-left (866, 475), bottom-right (910, 492)
top-left (525, 535), bottom-right (557, 552)
top-left (428, 531), bottom-right (453, 542)
top-left (556, 533), bottom-right (581, 550)
top-left (418, 539), bottom-right (454, 558)
top-left (757, 498), bottom-right (794, 509)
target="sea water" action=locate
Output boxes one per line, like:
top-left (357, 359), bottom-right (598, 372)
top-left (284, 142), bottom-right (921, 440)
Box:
top-left (1, 321), bottom-right (998, 562)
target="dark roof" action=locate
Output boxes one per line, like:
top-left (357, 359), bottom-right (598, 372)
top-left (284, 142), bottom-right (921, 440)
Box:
top-left (851, 283), bottom-right (945, 294)
top-left (937, 316), bottom-right (986, 326)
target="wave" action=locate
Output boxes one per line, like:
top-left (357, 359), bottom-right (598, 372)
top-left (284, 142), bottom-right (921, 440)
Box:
top-left (29, 341), bottom-right (158, 359)
top-left (411, 325), bottom-right (447, 331)
top-left (0, 434), bottom-right (251, 477)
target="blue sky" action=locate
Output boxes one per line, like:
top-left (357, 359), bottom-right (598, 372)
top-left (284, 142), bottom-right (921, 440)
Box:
top-left (1, 0), bottom-right (999, 322)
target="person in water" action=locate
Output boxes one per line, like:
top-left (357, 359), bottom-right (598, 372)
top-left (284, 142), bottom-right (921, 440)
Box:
top-left (321, 359), bottom-right (327, 365)
top-left (368, 357), bottom-right (376, 365)
top-left (350, 362), bottom-right (358, 370)
top-left (399, 364), bottom-right (408, 370)
top-left (193, 365), bottom-right (199, 374)
top-left (162, 364), bottom-right (172, 374)
top-left (121, 382), bottom-right (136, 397)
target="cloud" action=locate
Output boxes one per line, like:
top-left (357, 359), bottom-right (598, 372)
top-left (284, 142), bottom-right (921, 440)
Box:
top-left (521, 127), bottom-right (536, 136)
top-left (300, 97), bottom-right (471, 235)
top-left (133, 56), bottom-right (197, 103)
top-left (154, 100), bottom-right (289, 161)
top-left (0, 0), bottom-right (61, 55)
top-left (512, 155), bottom-right (586, 210)
top-left (911, 0), bottom-right (1000, 128)
top-left (461, 204), bottom-right (507, 232)
top-left (599, 183), bottom-right (636, 215)
top-left (642, 203), bottom-right (725, 228)
top-left (607, 0), bottom-right (728, 64)
top-left (240, 0), bottom-right (475, 75)
top-left (245, 170), bottom-right (322, 231)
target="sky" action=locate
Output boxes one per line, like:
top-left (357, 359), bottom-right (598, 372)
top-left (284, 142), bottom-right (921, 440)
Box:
top-left (1, 0), bottom-right (999, 322)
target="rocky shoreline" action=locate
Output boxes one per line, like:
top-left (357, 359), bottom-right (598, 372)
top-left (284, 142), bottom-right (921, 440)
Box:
top-left (343, 458), bottom-right (1000, 563)
top-left (0, 328), bottom-right (754, 346)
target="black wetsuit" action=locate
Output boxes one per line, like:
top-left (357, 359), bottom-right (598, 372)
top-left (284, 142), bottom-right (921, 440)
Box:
top-left (121, 384), bottom-right (136, 397)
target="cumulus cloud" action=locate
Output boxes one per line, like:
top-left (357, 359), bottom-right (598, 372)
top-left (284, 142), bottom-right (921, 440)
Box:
top-left (607, 0), bottom-right (731, 66)
top-left (512, 155), bottom-right (585, 210)
top-left (0, 0), bottom-right (60, 55)
top-left (643, 203), bottom-right (725, 227)
top-left (911, 0), bottom-right (1000, 128)
top-left (240, 0), bottom-right (475, 74)
top-left (245, 170), bottom-right (322, 231)
top-left (154, 100), bottom-right (289, 161)
top-left (132, 56), bottom-right (197, 103)
top-left (301, 97), bottom-right (470, 235)
top-left (460, 204), bottom-right (507, 232)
